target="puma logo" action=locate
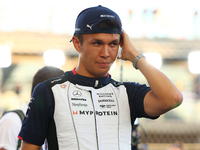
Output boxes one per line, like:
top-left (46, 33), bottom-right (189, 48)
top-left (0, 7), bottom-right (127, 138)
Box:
top-left (86, 24), bottom-right (93, 30)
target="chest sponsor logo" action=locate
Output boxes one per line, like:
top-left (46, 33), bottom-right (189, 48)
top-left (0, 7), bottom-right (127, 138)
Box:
top-left (71, 98), bottom-right (86, 101)
top-left (96, 93), bottom-right (113, 97)
top-left (99, 104), bottom-right (116, 108)
top-left (60, 84), bottom-right (66, 89)
top-left (73, 90), bottom-right (82, 97)
top-left (72, 110), bottom-right (118, 116)
top-left (98, 99), bottom-right (114, 103)
top-left (72, 103), bottom-right (88, 107)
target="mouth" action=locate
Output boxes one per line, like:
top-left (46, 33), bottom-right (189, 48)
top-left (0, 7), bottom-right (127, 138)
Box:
top-left (97, 62), bottom-right (110, 68)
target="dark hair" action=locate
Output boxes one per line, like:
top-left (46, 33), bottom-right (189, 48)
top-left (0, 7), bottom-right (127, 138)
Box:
top-left (74, 33), bottom-right (83, 45)
top-left (97, 20), bottom-right (119, 28)
top-left (31, 66), bottom-right (64, 95)
top-left (74, 20), bottom-right (121, 45)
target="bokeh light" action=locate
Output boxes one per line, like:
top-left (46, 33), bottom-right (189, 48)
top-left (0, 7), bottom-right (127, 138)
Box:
top-left (0, 46), bottom-right (12, 68)
top-left (43, 49), bottom-right (65, 68)
top-left (144, 52), bottom-right (162, 69)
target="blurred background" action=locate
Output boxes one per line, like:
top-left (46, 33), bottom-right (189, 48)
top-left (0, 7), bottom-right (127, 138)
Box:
top-left (0, 0), bottom-right (200, 149)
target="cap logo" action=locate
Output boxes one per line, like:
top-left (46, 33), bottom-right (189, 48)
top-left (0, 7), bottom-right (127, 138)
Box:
top-left (86, 24), bottom-right (93, 30)
top-left (100, 14), bottom-right (115, 18)
top-left (75, 28), bottom-right (80, 31)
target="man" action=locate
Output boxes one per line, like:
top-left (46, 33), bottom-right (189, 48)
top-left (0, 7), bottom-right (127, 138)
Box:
top-left (18, 5), bottom-right (183, 150)
top-left (0, 66), bottom-right (64, 150)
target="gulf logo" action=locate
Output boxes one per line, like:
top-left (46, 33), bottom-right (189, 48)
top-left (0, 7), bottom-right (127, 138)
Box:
top-left (60, 84), bottom-right (67, 89)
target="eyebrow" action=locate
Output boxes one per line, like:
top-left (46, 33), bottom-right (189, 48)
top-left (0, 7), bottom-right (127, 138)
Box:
top-left (111, 39), bottom-right (120, 43)
top-left (92, 38), bottom-right (120, 43)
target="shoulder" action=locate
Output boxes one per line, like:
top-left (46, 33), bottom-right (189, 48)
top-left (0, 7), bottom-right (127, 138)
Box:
top-left (44, 74), bottom-right (68, 89)
top-left (124, 82), bottom-right (150, 91)
top-left (109, 78), bottom-right (124, 87)
top-left (32, 74), bottom-right (66, 95)
top-left (122, 82), bottom-right (151, 103)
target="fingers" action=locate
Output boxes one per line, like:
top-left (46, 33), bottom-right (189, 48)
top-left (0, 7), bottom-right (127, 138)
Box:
top-left (119, 29), bottom-right (139, 61)
top-left (117, 46), bottom-right (124, 59)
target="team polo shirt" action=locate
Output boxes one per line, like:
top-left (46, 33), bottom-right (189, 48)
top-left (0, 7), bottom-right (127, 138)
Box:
top-left (18, 69), bottom-right (155, 150)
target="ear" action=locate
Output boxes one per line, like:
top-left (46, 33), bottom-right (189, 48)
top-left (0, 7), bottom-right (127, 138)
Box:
top-left (72, 36), bottom-right (81, 53)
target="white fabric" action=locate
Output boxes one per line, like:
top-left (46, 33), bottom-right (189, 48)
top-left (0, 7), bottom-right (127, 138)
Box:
top-left (0, 112), bottom-right (22, 150)
top-left (52, 81), bottom-right (132, 150)
top-left (0, 103), bottom-right (28, 150)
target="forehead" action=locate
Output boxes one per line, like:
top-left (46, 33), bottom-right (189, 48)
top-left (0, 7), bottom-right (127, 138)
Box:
top-left (82, 33), bottom-right (121, 42)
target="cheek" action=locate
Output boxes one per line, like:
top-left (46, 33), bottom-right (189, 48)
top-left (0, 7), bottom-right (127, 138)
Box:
top-left (84, 50), bottom-right (93, 58)
top-left (81, 49), bottom-right (96, 63)
top-left (110, 49), bottom-right (119, 59)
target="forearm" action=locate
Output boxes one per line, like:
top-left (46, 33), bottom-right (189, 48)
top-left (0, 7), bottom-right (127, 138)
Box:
top-left (120, 29), bottom-right (183, 116)
top-left (137, 57), bottom-right (183, 109)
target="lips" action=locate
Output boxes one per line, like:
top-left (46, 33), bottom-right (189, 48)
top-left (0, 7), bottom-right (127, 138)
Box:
top-left (97, 62), bottom-right (110, 68)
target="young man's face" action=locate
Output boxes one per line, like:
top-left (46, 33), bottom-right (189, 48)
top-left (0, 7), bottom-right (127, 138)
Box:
top-left (77, 33), bottom-right (120, 78)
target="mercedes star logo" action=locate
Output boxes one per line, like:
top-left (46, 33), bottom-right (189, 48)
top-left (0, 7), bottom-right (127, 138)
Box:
top-left (73, 90), bottom-right (82, 97)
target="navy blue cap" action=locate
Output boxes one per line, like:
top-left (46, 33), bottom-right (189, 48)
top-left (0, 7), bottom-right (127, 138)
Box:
top-left (73, 5), bottom-right (122, 35)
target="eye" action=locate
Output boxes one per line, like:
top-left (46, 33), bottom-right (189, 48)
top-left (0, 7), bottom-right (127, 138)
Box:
top-left (93, 41), bottom-right (102, 45)
top-left (112, 42), bottom-right (118, 45)
top-left (110, 42), bottom-right (119, 46)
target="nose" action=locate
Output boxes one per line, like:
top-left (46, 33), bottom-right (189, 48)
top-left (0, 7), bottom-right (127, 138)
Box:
top-left (100, 45), bottom-right (110, 58)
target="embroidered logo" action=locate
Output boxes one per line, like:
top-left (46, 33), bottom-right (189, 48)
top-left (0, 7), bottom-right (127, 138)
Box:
top-left (73, 90), bottom-right (82, 97)
top-left (75, 28), bottom-right (80, 31)
top-left (100, 15), bottom-right (115, 18)
top-left (60, 84), bottom-right (67, 89)
top-left (86, 24), bottom-right (93, 30)
top-left (51, 78), bottom-right (62, 83)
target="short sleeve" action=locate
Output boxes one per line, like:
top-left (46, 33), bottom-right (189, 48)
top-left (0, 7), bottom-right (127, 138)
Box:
top-left (124, 82), bottom-right (159, 125)
top-left (18, 82), bottom-right (54, 146)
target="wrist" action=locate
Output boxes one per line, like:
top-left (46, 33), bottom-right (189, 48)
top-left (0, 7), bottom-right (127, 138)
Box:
top-left (132, 54), bottom-right (145, 69)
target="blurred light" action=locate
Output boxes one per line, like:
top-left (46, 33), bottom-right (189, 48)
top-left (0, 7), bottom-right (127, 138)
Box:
top-left (0, 46), bottom-right (12, 68)
top-left (110, 61), bottom-right (116, 71)
top-left (188, 51), bottom-right (200, 74)
top-left (144, 52), bottom-right (162, 69)
top-left (43, 49), bottom-right (65, 68)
